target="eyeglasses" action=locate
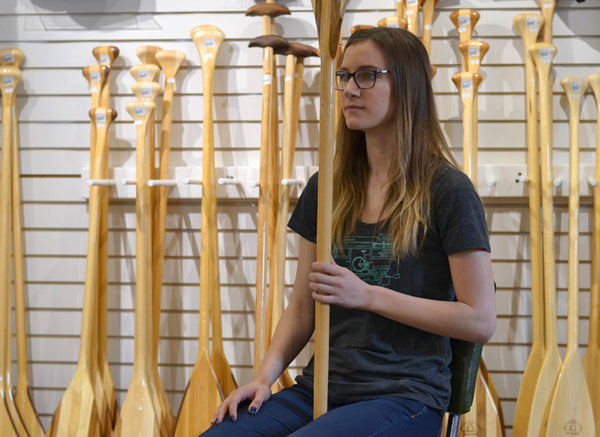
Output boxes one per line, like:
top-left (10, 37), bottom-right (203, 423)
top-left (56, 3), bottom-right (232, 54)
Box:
top-left (335, 69), bottom-right (391, 90)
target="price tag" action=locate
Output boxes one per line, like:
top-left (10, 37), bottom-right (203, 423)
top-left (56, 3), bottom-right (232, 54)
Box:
top-left (90, 71), bottom-right (101, 82)
top-left (526, 17), bottom-right (538, 32)
top-left (204, 37), bottom-right (216, 48)
top-left (138, 69), bottom-right (151, 80)
top-left (468, 46), bottom-right (481, 58)
top-left (458, 15), bottom-right (471, 27)
top-left (263, 74), bottom-right (272, 85)
top-left (424, 24), bottom-right (432, 30)
top-left (141, 86), bottom-right (152, 98)
top-left (571, 81), bottom-right (582, 93)
top-left (540, 47), bottom-right (553, 63)
top-left (95, 112), bottom-right (107, 123)
top-left (99, 54), bottom-right (110, 65)
top-left (406, 0), bottom-right (418, 6)
top-left (2, 75), bottom-right (15, 86)
top-left (167, 78), bottom-right (175, 83)
top-left (462, 79), bottom-right (474, 91)
top-left (134, 105), bottom-right (146, 116)
top-left (134, 120), bottom-right (142, 125)
top-left (2, 53), bottom-right (15, 64)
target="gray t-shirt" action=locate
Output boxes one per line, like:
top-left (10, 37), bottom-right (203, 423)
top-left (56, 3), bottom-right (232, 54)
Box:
top-left (287, 162), bottom-right (490, 412)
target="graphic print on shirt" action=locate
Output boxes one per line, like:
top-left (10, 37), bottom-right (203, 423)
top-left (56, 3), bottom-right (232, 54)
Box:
top-left (332, 232), bottom-right (400, 286)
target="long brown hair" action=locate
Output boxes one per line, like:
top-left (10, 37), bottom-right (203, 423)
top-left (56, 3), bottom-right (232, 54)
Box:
top-left (332, 27), bottom-right (457, 258)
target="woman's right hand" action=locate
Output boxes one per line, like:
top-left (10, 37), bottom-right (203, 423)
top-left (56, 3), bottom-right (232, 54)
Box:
top-left (210, 381), bottom-right (272, 425)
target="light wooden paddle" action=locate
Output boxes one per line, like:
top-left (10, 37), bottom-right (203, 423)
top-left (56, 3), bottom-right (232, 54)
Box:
top-left (0, 48), bottom-right (44, 437)
top-left (452, 72), bottom-right (504, 437)
top-left (377, 17), bottom-right (407, 30)
top-left (47, 107), bottom-right (115, 437)
top-left (246, 1), bottom-right (291, 373)
top-left (0, 67), bottom-right (29, 437)
top-left (421, 0), bottom-right (439, 56)
top-left (404, 0), bottom-right (423, 36)
top-left (542, 76), bottom-right (596, 437)
top-left (113, 101), bottom-right (162, 437)
top-left (82, 63), bottom-right (114, 434)
top-left (150, 49), bottom-right (187, 434)
top-left (92, 46), bottom-right (121, 432)
top-left (450, 9), bottom-right (480, 72)
top-left (190, 25), bottom-right (238, 401)
top-left (539, 0), bottom-right (556, 44)
top-left (172, 25), bottom-right (225, 437)
top-left (583, 71), bottom-right (600, 437)
top-left (512, 14), bottom-right (547, 437)
top-left (311, 0), bottom-right (349, 418)
top-left (0, 65), bottom-right (25, 437)
top-left (129, 80), bottom-right (172, 437)
top-left (527, 42), bottom-right (563, 437)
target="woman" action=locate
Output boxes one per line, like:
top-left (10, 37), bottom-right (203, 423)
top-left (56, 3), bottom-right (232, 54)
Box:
top-left (201, 26), bottom-right (496, 436)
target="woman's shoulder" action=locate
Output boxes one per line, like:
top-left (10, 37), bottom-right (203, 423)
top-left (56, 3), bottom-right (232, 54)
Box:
top-left (432, 161), bottom-right (475, 192)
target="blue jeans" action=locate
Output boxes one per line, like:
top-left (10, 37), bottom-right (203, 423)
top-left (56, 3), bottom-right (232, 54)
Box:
top-left (199, 384), bottom-right (443, 437)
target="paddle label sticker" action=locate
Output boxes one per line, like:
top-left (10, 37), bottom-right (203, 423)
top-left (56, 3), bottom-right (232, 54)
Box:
top-left (99, 54), bottom-right (110, 65)
top-left (2, 75), bottom-right (14, 86)
top-left (458, 15), bottom-right (470, 33)
top-left (2, 53), bottom-right (15, 63)
top-left (526, 17), bottom-right (538, 32)
top-left (406, 0), bottom-right (418, 6)
top-left (468, 46), bottom-right (481, 58)
top-left (138, 69), bottom-right (151, 80)
top-left (204, 37), bottom-right (216, 48)
top-left (540, 47), bottom-right (553, 63)
top-left (134, 105), bottom-right (146, 116)
top-left (141, 86), bottom-right (152, 98)
top-left (90, 71), bottom-right (101, 83)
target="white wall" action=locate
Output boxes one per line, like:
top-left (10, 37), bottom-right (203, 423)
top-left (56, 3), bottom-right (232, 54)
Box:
top-left (1, 0), bottom-right (599, 434)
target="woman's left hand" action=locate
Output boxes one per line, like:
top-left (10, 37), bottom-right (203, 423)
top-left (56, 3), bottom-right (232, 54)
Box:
top-left (309, 259), bottom-right (371, 310)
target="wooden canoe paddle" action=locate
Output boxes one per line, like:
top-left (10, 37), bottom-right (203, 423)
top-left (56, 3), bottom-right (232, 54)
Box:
top-left (0, 65), bottom-right (26, 437)
top-left (539, 0), bottom-right (556, 44)
top-left (377, 17), bottom-right (407, 30)
top-left (190, 25), bottom-right (238, 401)
top-left (527, 42), bottom-right (563, 437)
top-left (310, 0), bottom-right (349, 418)
top-left (542, 76), bottom-right (596, 437)
top-left (452, 71), bottom-right (505, 437)
top-left (421, 0), bottom-right (438, 56)
top-left (172, 25), bottom-right (225, 437)
top-left (583, 71), bottom-right (600, 437)
top-left (450, 9), bottom-right (480, 72)
top-left (0, 49), bottom-right (44, 437)
top-left (113, 101), bottom-right (163, 437)
top-left (47, 107), bottom-right (116, 437)
top-left (268, 42), bottom-right (319, 394)
top-left (404, 0), bottom-right (423, 36)
top-left (92, 46), bottom-right (121, 432)
top-left (150, 49), bottom-right (187, 434)
top-left (512, 14), bottom-right (546, 437)
top-left (246, 1), bottom-right (291, 374)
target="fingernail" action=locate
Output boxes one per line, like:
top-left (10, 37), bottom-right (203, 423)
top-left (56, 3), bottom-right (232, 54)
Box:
top-left (230, 415), bottom-right (236, 422)
top-left (249, 406), bottom-right (257, 414)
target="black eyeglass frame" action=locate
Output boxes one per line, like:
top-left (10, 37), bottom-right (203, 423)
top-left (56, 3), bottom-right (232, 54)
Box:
top-left (334, 69), bottom-right (391, 91)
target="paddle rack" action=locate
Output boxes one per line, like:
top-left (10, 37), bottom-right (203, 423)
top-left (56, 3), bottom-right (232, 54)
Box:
top-left (81, 164), bottom-right (598, 200)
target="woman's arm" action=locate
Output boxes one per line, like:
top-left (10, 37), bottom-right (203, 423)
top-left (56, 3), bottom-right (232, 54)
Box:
top-left (252, 236), bottom-right (317, 386)
top-left (309, 248), bottom-right (496, 344)
top-left (211, 236), bottom-right (317, 424)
